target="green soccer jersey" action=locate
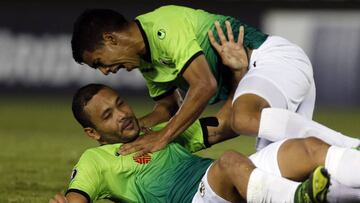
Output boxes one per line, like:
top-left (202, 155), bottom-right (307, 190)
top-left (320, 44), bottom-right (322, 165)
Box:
top-left (135, 5), bottom-right (268, 104)
top-left (67, 120), bottom-right (212, 202)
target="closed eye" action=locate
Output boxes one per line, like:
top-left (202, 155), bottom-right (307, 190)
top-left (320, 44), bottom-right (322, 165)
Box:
top-left (116, 97), bottom-right (123, 106)
top-left (102, 108), bottom-right (113, 120)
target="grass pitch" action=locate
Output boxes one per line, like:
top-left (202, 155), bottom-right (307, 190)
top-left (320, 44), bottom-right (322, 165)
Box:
top-left (0, 95), bottom-right (359, 202)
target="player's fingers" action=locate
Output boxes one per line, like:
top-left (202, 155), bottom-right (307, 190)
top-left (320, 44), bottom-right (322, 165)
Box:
top-left (119, 143), bottom-right (130, 152)
top-left (53, 193), bottom-right (67, 203)
top-left (225, 21), bottom-right (234, 43)
top-left (237, 26), bottom-right (245, 46)
top-left (119, 142), bottom-right (146, 155)
top-left (208, 30), bottom-right (221, 50)
top-left (214, 21), bottom-right (227, 44)
top-left (134, 149), bottom-right (148, 158)
top-left (118, 145), bottom-right (132, 155)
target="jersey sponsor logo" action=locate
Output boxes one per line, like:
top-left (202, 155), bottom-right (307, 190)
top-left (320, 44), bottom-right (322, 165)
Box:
top-left (199, 181), bottom-right (205, 197)
top-left (157, 29), bottom-right (166, 40)
top-left (70, 168), bottom-right (77, 181)
top-left (133, 153), bottom-right (152, 164)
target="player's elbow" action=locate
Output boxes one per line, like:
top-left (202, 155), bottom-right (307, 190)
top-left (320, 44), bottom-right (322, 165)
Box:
top-left (198, 76), bottom-right (217, 99)
top-left (208, 77), bottom-right (217, 96)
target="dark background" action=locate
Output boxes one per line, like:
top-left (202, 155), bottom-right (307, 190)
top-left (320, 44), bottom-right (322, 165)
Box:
top-left (3, 0), bottom-right (360, 34)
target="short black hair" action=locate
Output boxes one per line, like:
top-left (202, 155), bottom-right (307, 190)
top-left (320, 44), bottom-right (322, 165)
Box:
top-left (71, 9), bottom-right (128, 64)
top-left (72, 83), bottom-right (108, 128)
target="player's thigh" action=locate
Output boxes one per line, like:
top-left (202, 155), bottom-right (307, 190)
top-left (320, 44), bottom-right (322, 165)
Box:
top-left (278, 137), bottom-right (329, 181)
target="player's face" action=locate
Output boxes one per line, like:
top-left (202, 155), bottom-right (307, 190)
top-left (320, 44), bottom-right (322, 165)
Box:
top-left (82, 37), bottom-right (140, 75)
top-left (84, 87), bottom-right (140, 144)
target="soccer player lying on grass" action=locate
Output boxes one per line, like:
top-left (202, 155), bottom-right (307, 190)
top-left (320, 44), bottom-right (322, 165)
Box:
top-left (49, 84), bottom-right (330, 203)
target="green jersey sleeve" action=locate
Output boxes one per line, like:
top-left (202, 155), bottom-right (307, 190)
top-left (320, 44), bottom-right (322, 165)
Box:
top-left (151, 119), bottom-right (208, 153)
top-left (67, 150), bottom-right (109, 202)
top-left (173, 119), bottom-right (208, 153)
top-left (136, 7), bottom-right (204, 100)
top-left (136, 14), bottom-right (203, 82)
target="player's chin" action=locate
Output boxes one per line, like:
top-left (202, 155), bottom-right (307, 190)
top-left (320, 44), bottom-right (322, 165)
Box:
top-left (124, 129), bottom-right (140, 140)
top-left (125, 133), bottom-right (139, 143)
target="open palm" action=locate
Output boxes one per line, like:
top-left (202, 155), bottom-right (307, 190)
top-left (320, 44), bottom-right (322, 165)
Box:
top-left (208, 21), bottom-right (248, 71)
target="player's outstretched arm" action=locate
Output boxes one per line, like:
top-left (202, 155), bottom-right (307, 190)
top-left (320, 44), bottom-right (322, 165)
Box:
top-left (208, 21), bottom-right (248, 73)
top-left (49, 192), bottom-right (88, 203)
top-left (138, 92), bottom-right (179, 128)
top-left (119, 55), bottom-right (217, 156)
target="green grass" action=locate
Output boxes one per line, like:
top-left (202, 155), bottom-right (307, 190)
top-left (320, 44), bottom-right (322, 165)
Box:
top-left (0, 96), bottom-right (359, 202)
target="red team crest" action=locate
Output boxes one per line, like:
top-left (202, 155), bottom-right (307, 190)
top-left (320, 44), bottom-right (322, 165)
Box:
top-left (133, 153), bottom-right (152, 164)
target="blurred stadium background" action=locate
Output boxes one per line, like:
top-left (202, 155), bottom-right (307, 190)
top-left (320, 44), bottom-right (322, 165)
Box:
top-left (0, 0), bottom-right (359, 202)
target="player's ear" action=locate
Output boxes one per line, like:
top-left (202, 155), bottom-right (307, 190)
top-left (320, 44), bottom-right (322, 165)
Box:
top-left (84, 127), bottom-right (101, 141)
top-left (102, 32), bottom-right (117, 45)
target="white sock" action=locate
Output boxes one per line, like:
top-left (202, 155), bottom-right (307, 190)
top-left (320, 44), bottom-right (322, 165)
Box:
top-left (247, 168), bottom-right (299, 203)
top-left (327, 178), bottom-right (360, 203)
top-left (259, 108), bottom-right (360, 148)
top-left (325, 146), bottom-right (360, 187)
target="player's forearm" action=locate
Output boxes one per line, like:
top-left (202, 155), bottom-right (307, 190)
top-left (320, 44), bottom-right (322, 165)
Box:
top-left (139, 102), bottom-right (178, 128)
top-left (161, 84), bottom-right (216, 142)
top-left (139, 109), bottom-right (172, 128)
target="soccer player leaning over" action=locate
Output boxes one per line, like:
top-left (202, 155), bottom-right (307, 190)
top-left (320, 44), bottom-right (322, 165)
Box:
top-left (49, 84), bottom-right (331, 203)
top-left (71, 6), bottom-right (360, 156)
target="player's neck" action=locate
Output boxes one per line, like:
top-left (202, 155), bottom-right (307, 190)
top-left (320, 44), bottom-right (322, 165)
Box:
top-left (128, 21), bottom-right (146, 57)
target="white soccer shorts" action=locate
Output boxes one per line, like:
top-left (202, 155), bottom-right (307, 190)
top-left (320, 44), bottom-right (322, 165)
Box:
top-left (192, 140), bottom-right (287, 203)
top-left (233, 36), bottom-right (316, 119)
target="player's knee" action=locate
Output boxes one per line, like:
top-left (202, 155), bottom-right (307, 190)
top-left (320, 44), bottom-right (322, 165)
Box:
top-left (231, 111), bottom-right (261, 136)
top-left (218, 150), bottom-right (252, 174)
top-left (303, 137), bottom-right (330, 165)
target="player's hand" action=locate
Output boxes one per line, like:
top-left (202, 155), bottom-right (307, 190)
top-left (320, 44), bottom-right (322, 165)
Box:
top-left (49, 193), bottom-right (68, 203)
top-left (118, 130), bottom-right (170, 157)
top-left (208, 21), bottom-right (248, 71)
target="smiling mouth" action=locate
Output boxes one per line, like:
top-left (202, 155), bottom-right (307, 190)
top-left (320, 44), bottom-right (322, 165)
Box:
top-left (122, 119), bottom-right (134, 131)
